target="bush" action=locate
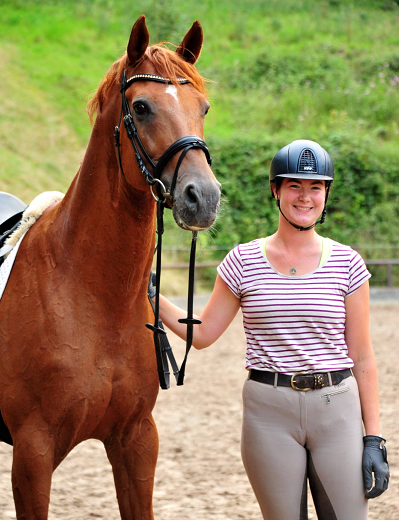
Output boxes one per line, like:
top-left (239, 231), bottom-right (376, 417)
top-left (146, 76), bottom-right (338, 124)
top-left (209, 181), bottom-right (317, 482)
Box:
top-left (208, 134), bottom-right (399, 252)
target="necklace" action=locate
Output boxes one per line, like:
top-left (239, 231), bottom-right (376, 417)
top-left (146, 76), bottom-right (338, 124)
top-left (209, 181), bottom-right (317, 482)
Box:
top-left (274, 240), bottom-right (311, 275)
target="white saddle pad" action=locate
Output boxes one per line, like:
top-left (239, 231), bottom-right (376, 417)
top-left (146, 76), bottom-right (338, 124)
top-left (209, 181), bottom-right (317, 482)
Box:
top-left (0, 191), bottom-right (64, 303)
top-left (0, 233), bottom-right (26, 302)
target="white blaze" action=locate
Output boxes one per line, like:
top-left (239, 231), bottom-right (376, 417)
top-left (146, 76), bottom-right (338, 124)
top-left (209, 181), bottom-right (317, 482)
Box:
top-left (165, 84), bottom-right (179, 102)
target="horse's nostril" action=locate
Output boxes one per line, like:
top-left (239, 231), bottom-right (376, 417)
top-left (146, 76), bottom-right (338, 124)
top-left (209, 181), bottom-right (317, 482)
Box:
top-left (185, 185), bottom-right (199, 206)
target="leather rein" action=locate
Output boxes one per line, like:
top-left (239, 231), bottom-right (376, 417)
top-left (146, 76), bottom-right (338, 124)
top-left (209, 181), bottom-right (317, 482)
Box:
top-left (114, 69), bottom-right (211, 389)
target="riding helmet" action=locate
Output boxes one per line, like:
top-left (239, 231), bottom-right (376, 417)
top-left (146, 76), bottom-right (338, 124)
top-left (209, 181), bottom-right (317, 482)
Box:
top-left (270, 139), bottom-right (334, 183)
top-left (269, 140), bottom-right (334, 230)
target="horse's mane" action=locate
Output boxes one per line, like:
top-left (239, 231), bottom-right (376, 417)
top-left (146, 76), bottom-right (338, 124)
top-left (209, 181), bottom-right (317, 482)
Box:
top-left (87, 45), bottom-right (207, 124)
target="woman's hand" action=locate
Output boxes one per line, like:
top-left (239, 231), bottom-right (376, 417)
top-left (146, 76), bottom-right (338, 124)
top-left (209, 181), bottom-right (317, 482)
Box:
top-left (362, 435), bottom-right (390, 498)
top-left (158, 274), bottom-right (241, 349)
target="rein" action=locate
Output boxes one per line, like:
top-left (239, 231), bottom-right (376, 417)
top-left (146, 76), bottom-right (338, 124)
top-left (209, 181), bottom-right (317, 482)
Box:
top-left (114, 69), bottom-right (211, 389)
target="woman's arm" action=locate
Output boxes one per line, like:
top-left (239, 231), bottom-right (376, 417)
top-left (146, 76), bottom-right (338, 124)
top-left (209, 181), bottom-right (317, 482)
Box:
top-left (345, 280), bottom-right (380, 436)
top-left (158, 274), bottom-right (241, 350)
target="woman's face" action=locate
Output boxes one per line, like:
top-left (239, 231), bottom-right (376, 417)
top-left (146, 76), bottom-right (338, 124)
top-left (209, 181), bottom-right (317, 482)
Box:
top-left (274, 177), bottom-right (327, 228)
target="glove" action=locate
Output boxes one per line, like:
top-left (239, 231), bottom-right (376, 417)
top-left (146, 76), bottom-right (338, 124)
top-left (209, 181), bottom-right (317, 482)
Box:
top-left (362, 435), bottom-right (389, 499)
top-left (147, 270), bottom-right (157, 300)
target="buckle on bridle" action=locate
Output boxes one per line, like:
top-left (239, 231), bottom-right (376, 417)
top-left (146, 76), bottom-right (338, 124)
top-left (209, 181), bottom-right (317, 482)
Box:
top-left (291, 373), bottom-right (311, 391)
top-left (150, 179), bottom-right (168, 201)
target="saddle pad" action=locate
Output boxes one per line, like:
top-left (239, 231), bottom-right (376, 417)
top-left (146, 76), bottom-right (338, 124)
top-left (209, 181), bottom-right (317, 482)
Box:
top-left (0, 192), bottom-right (64, 303)
top-left (0, 232), bottom-right (26, 302)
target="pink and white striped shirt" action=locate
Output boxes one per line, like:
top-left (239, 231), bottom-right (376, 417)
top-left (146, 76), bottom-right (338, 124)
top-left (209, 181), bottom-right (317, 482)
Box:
top-left (217, 238), bottom-right (371, 374)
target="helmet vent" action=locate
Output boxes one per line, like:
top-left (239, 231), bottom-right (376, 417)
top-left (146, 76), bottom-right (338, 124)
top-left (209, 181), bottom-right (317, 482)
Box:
top-left (298, 149), bottom-right (317, 173)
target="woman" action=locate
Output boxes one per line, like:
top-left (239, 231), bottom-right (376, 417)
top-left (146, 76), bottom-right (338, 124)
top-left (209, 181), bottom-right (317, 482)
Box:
top-left (157, 139), bottom-right (389, 519)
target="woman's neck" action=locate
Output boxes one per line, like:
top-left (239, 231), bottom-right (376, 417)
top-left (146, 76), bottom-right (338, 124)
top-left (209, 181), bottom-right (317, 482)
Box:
top-left (265, 218), bottom-right (324, 276)
top-left (273, 216), bottom-right (321, 251)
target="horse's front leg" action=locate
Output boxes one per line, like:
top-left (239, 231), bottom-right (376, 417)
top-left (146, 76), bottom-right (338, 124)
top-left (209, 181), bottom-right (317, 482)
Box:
top-left (11, 424), bottom-right (56, 520)
top-left (104, 413), bottom-right (159, 520)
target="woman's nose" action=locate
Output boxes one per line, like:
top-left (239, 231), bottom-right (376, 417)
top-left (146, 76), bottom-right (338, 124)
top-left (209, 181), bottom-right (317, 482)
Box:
top-left (298, 188), bottom-right (310, 200)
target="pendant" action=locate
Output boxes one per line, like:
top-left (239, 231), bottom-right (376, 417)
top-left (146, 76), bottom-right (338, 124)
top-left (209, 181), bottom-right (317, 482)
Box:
top-left (289, 267), bottom-right (297, 275)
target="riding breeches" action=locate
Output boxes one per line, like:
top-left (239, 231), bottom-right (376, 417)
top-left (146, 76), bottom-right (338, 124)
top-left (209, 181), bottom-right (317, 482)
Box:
top-left (241, 374), bottom-right (368, 520)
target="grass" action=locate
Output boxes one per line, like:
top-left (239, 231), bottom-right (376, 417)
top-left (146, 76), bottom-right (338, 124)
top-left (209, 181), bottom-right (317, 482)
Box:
top-left (205, 3), bottom-right (399, 151)
top-left (2, 1), bottom-right (399, 145)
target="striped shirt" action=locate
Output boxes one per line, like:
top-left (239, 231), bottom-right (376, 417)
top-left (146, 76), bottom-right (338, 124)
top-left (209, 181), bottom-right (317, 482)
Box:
top-left (217, 238), bottom-right (371, 374)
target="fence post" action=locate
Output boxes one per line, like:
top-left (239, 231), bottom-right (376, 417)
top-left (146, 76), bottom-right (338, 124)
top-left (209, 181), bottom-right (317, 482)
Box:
top-left (387, 264), bottom-right (393, 288)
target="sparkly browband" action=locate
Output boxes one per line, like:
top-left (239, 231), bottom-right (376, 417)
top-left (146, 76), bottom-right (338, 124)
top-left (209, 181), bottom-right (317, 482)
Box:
top-left (122, 73), bottom-right (190, 91)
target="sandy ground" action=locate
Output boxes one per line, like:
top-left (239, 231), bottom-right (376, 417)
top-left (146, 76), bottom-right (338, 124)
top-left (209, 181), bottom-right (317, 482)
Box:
top-left (0, 299), bottom-right (398, 519)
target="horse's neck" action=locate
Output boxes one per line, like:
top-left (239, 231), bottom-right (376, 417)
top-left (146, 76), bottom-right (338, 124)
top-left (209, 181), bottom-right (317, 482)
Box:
top-left (49, 129), bottom-right (157, 291)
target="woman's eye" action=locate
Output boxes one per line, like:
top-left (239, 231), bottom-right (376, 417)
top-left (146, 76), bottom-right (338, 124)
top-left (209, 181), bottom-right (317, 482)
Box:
top-left (133, 102), bottom-right (148, 115)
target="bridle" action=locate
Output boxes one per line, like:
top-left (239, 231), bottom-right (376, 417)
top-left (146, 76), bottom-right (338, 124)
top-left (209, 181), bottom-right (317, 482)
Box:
top-left (114, 69), bottom-right (212, 200)
top-left (114, 69), bottom-right (212, 389)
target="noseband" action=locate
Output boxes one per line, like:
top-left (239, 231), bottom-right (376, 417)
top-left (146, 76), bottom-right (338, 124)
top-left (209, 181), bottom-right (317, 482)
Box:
top-left (114, 69), bottom-right (212, 201)
top-left (114, 69), bottom-right (211, 389)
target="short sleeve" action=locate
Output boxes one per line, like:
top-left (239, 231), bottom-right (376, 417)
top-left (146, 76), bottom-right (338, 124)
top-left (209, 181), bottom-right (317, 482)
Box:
top-left (346, 250), bottom-right (371, 297)
top-left (217, 246), bottom-right (243, 298)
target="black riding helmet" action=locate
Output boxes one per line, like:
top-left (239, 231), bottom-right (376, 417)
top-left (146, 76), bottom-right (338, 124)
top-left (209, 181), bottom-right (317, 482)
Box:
top-left (269, 139), bottom-right (334, 231)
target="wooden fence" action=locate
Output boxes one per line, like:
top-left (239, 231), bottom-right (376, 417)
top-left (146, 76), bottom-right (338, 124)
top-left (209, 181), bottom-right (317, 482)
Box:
top-left (365, 260), bottom-right (399, 288)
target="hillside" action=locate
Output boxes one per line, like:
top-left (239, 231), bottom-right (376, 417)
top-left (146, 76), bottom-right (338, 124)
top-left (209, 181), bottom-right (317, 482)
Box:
top-left (1, 0), bottom-right (399, 284)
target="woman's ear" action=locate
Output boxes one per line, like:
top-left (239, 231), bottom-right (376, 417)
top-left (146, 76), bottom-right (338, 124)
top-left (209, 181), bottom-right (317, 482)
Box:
top-left (271, 182), bottom-right (278, 200)
top-left (271, 182), bottom-right (280, 207)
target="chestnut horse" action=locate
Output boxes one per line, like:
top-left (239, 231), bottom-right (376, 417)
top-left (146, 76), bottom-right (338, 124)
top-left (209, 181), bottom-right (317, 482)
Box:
top-left (0, 15), bottom-right (220, 520)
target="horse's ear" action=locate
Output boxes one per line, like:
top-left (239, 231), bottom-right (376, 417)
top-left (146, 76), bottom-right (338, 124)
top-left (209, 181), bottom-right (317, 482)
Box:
top-left (127, 15), bottom-right (150, 67)
top-left (176, 20), bottom-right (203, 64)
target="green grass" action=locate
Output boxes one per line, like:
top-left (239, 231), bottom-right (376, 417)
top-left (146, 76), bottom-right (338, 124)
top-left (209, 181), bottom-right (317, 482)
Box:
top-left (2, 0), bottom-right (399, 147)
top-left (205, 3), bottom-right (399, 150)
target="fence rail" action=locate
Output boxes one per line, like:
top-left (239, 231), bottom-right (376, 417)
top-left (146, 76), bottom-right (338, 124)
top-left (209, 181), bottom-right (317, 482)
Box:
top-left (365, 260), bottom-right (399, 288)
top-left (156, 259), bottom-right (399, 287)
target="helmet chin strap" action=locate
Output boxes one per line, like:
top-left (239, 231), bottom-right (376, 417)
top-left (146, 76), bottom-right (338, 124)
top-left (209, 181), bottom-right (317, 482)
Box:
top-left (275, 184), bottom-right (330, 232)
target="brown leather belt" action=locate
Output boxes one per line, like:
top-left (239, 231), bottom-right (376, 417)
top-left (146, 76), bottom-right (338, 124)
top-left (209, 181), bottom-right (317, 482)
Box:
top-left (249, 368), bottom-right (352, 391)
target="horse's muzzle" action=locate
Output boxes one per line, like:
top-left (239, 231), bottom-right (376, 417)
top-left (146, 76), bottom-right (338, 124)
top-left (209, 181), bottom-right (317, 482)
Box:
top-left (173, 178), bottom-right (221, 230)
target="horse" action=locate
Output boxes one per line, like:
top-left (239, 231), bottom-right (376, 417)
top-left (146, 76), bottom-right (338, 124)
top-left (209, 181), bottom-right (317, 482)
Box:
top-left (0, 15), bottom-right (220, 520)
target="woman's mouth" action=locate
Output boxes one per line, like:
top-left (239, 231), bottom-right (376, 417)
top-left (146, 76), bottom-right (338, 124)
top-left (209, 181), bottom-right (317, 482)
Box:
top-left (294, 205), bottom-right (312, 212)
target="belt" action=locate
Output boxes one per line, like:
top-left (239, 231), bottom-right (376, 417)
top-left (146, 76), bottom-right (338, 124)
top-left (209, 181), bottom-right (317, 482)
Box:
top-left (249, 368), bottom-right (352, 391)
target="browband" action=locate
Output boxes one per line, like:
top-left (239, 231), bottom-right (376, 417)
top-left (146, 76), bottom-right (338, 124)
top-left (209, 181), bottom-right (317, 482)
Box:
top-left (122, 73), bottom-right (190, 91)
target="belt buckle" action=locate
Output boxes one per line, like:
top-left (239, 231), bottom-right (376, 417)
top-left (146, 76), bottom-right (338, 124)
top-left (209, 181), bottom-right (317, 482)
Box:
top-left (290, 373), bottom-right (311, 392)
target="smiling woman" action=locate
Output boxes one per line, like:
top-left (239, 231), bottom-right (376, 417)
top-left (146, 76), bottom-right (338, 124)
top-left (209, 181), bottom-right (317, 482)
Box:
top-left (269, 139), bottom-right (334, 233)
top-left (156, 139), bottom-right (390, 520)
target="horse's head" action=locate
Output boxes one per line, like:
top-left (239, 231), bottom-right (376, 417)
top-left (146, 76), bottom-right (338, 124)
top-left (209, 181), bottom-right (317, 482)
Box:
top-left (88, 16), bottom-right (221, 231)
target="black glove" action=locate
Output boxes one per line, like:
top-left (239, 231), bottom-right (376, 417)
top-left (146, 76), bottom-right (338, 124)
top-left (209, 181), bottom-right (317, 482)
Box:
top-left (362, 435), bottom-right (389, 499)
top-left (147, 270), bottom-right (156, 300)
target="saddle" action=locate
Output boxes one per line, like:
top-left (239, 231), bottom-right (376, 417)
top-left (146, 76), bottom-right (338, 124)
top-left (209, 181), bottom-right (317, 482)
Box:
top-left (0, 192), bottom-right (27, 265)
top-left (0, 192), bottom-right (27, 443)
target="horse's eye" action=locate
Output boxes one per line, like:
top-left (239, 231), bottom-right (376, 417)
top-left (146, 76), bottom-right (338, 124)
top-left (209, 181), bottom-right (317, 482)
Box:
top-left (204, 105), bottom-right (210, 116)
top-left (133, 102), bottom-right (148, 116)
